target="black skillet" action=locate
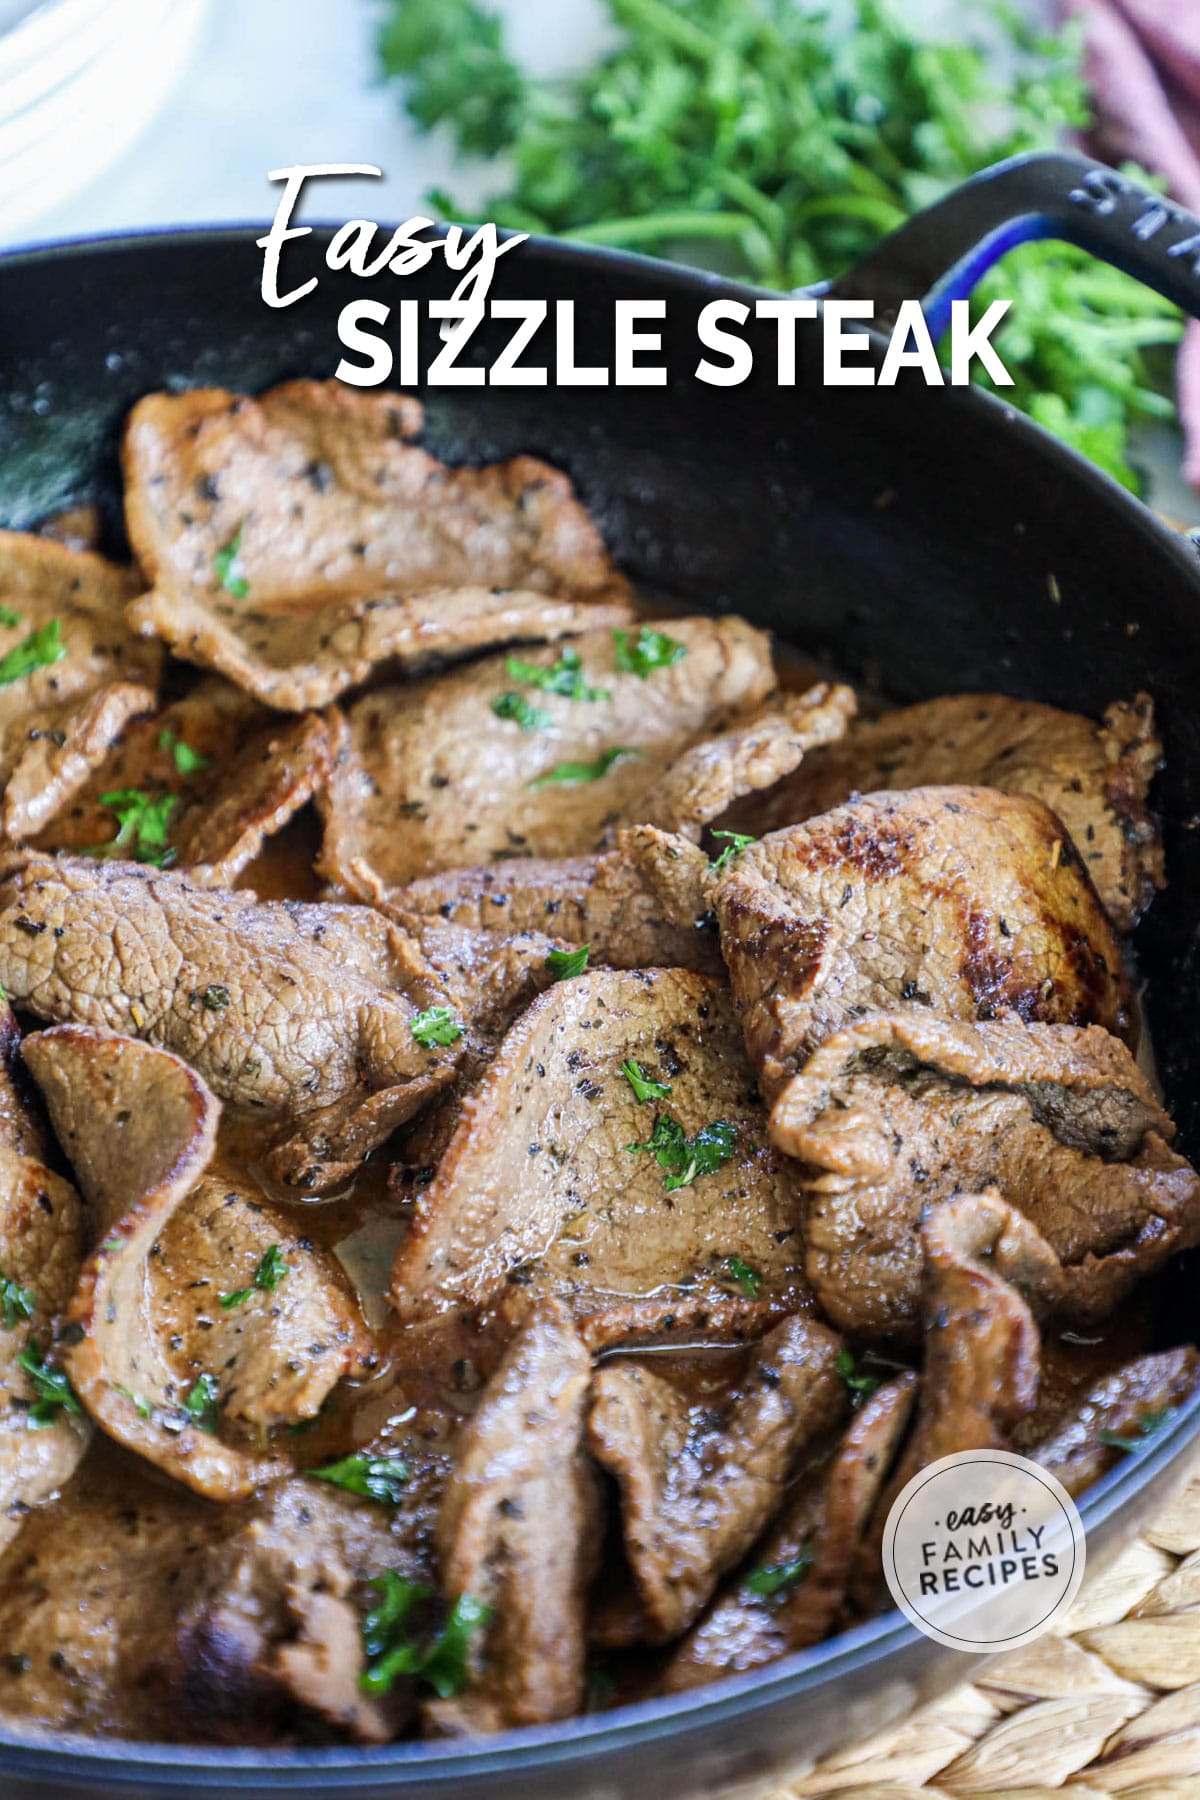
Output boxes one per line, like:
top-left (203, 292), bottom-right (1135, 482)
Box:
top-left (1, 150), bottom-right (1200, 1800)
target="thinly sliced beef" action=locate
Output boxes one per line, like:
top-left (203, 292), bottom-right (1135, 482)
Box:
top-left (122, 381), bottom-right (631, 709)
top-left (394, 825), bottom-right (723, 976)
top-left (38, 678), bottom-right (333, 886)
top-left (715, 786), bottom-right (1133, 1104)
top-left (390, 970), bottom-right (813, 1349)
top-left (317, 616), bottom-right (776, 894)
top-left (429, 1302), bottom-right (597, 1733)
top-left (624, 681), bottom-right (857, 840)
top-left (588, 1315), bottom-right (845, 1645)
top-left (0, 854), bottom-right (464, 1192)
top-left (663, 1372), bottom-right (916, 1690)
top-left (732, 692), bottom-right (1163, 932)
top-left (0, 531), bottom-right (159, 838)
top-left (770, 1014), bottom-right (1198, 1336)
top-left (24, 1026), bottom-right (371, 1500)
top-left (1023, 1347), bottom-right (1200, 1496)
top-left (0, 1013), bottom-right (89, 1553)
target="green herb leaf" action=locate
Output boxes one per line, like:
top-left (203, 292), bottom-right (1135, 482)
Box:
top-left (613, 627), bottom-right (687, 678)
top-left (220, 1244), bottom-right (290, 1310)
top-left (200, 984), bottom-right (230, 1012)
top-left (411, 1004), bottom-right (464, 1048)
top-left (620, 1058), bottom-right (672, 1104)
top-left (94, 788), bottom-right (178, 868)
top-left (181, 1372), bottom-right (220, 1433)
top-left (419, 1593), bottom-right (492, 1699)
top-left (0, 606), bottom-right (21, 628)
top-left (836, 1348), bottom-right (881, 1405)
top-left (505, 646), bottom-right (610, 703)
top-left (113, 1382), bottom-right (152, 1420)
top-left (0, 618), bottom-right (66, 688)
top-left (1098, 1410), bottom-right (1170, 1455)
top-left (159, 729), bottom-right (211, 775)
top-left (745, 1550), bottom-right (815, 1598)
top-left (0, 1271), bottom-right (36, 1330)
top-left (724, 1255), bottom-right (762, 1299)
top-left (529, 747), bottom-right (639, 788)
top-left (214, 526), bottom-right (250, 598)
top-left (309, 1453), bottom-right (410, 1506)
top-left (18, 1342), bottom-right (81, 1426)
top-left (709, 829), bottom-right (757, 876)
top-left (358, 1576), bottom-right (490, 1699)
top-left (545, 944), bottom-right (589, 981)
top-left (627, 1113), bottom-right (737, 1192)
top-left (491, 691), bottom-right (552, 732)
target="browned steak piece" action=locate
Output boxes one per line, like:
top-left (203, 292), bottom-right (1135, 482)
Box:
top-left (663, 1372), bottom-right (916, 1689)
top-left (24, 1027), bottom-right (371, 1501)
top-left (394, 825), bottom-right (723, 976)
top-left (0, 854), bottom-right (465, 1192)
top-left (428, 1302), bottom-right (597, 1734)
top-left (587, 1315), bottom-right (846, 1645)
top-left (1021, 1347), bottom-right (1200, 1497)
top-left (36, 677), bottom-right (332, 886)
top-left (732, 693), bottom-right (1163, 933)
top-left (122, 381), bottom-right (632, 709)
top-left (714, 786), bottom-right (1133, 1104)
top-left (627, 681), bottom-right (856, 840)
top-left (389, 970), bottom-right (813, 1349)
top-left (0, 531), bottom-right (159, 839)
top-left (317, 616), bottom-right (776, 894)
top-left (771, 1014), bottom-right (1197, 1336)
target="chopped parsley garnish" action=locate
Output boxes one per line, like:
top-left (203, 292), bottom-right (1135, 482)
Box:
top-left (18, 1343), bottom-right (81, 1427)
top-left (620, 1058), bottom-right (672, 1104)
top-left (529, 747), bottom-right (639, 788)
top-left (310, 1453), bottom-right (409, 1506)
top-left (114, 1383), bottom-right (151, 1420)
top-left (724, 1255), bottom-right (762, 1299)
top-left (491, 691), bottom-right (551, 732)
top-left (545, 944), bottom-right (589, 981)
top-left (745, 1550), bottom-right (815, 1598)
top-left (213, 526), bottom-right (250, 598)
top-left (200, 984), bottom-right (230, 1012)
top-left (411, 1004), bottom-right (464, 1048)
top-left (0, 1271), bottom-right (36, 1330)
top-left (1098, 1410), bottom-right (1170, 1455)
top-left (220, 1244), bottom-right (290, 1310)
top-left (626, 1113), bottom-right (737, 1192)
top-left (0, 605), bottom-right (21, 628)
top-left (506, 646), bottom-right (609, 703)
top-left (613, 626), bottom-right (686, 678)
top-left (159, 729), bottom-right (211, 775)
top-left (181, 1372), bottom-right (220, 1433)
top-left (836, 1348), bottom-right (881, 1406)
top-left (96, 788), bottom-right (178, 867)
top-left (709, 829), bottom-right (757, 876)
top-left (358, 1575), bottom-right (491, 1698)
top-left (0, 618), bottom-right (67, 688)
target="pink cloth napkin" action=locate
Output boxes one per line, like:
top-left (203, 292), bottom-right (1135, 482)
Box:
top-left (1061, 0), bottom-right (1200, 489)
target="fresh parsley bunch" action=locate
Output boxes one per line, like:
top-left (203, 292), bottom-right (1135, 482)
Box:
top-left (375, 0), bottom-right (1183, 494)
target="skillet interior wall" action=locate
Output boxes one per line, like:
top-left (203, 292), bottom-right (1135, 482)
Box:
top-left (2, 225), bottom-right (1200, 1237)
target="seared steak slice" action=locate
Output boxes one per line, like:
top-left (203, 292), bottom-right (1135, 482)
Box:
top-left (771, 1013), bottom-right (1197, 1336)
top-left (623, 682), bottom-right (856, 840)
top-left (317, 616), bottom-right (776, 893)
top-left (37, 677), bottom-right (333, 886)
top-left (663, 1372), bottom-right (916, 1689)
top-left (0, 854), bottom-right (463, 1192)
top-left (715, 786), bottom-right (1132, 1103)
top-left (394, 825), bottom-right (723, 976)
top-left (0, 531), bottom-right (159, 839)
top-left (390, 970), bottom-right (812, 1348)
top-left (25, 1027), bottom-right (371, 1500)
top-left (122, 381), bottom-right (631, 709)
top-left (588, 1315), bottom-right (845, 1644)
top-left (732, 692), bottom-right (1163, 932)
top-left (1023, 1347), bottom-right (1200, 1496)
top-left (429, 1302), bottom-right (597, 1733)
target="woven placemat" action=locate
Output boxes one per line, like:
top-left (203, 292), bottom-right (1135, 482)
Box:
top-left (757, 1451), bottom-right (1200, 1797)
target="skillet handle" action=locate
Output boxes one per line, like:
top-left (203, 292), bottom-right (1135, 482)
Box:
top-left (824, 149), bottom-right (1200, 335)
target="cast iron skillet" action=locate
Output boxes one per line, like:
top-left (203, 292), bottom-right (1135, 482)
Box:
top-left (1, 151), bottom-right (1200, 1800)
